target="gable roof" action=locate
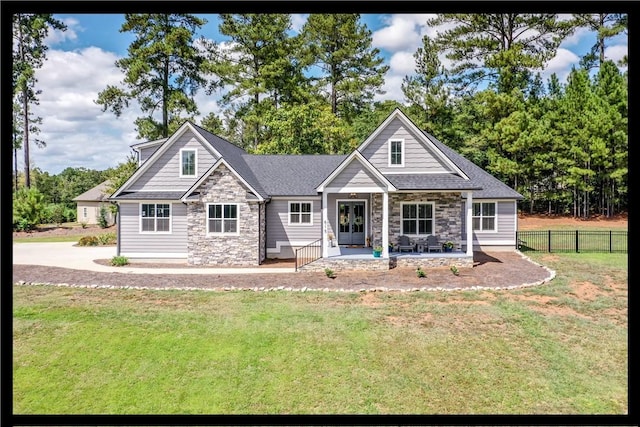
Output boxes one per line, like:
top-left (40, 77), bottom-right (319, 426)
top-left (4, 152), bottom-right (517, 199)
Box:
top-left (316, 151), bottom-right (397, 192)
top-left (73, 180), bottom-right (112, 202)
top-left (424, 131), bottom-right (524, 199)
top-left (181, 158), bottom-right (265, 202)
top-left (357, 108), bottom-right (469, 180)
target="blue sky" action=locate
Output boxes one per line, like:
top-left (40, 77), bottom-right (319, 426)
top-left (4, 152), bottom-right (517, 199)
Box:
top-left (25, 13), bottom-right (627, 174)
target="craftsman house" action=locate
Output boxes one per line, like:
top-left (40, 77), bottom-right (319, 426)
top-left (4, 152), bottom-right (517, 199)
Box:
top-left (109, 108), bottom-right (523, 271)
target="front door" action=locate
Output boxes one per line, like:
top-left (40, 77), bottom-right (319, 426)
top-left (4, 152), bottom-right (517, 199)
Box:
top-left (338, 201), bottom-right (365, 245)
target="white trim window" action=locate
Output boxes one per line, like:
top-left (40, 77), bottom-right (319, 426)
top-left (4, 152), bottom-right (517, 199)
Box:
top-left (388, 139), bottom-right (404, 167)
top-left (140, 203), bottom-right (171, 233)
top-left (208, 203), bottom-right (239, 235)
top-left (180, 148), bottom-right (197, 177)
top-left (401, 202), bottom-right (434, 235)
top-left (472, 202), bottom-right (496, 231)
top-left (289, 201), bottom-right (313, 225)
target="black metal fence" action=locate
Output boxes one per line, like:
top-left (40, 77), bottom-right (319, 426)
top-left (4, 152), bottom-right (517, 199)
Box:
top-left (295, 239), bottom-right (322, 271)
top-left (516, 230), bottom-right (627, 253)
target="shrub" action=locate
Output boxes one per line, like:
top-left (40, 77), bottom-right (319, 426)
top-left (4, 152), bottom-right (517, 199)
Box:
top-left (324, 268), bottom-right (336, 278)
top-left (80, 222), bottom-right (88, 229)
top-left (13, 187), bottom-right (45, 231)
top-left (416, 267), bottom-right (426, 278)
top-left (98, 206), bottom-right (109, 228)
top-left (450, 265), bottom-right (459, 276)
top-left (78, 236), bottom-right (99, 246)
top-left (110, 255), bottom-right (128, 266)
top-left (97, 232), bottom-right (117, 245)
top-left (48, 203), bottom-right (66, 226)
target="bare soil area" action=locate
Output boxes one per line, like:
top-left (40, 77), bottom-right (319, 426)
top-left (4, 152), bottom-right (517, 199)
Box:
top-left (517, 213), bottom-right (627, 230)
top-left (13, 251), bottom-right (553, 292)
top-left (13, 223), bottom-right (116, 239)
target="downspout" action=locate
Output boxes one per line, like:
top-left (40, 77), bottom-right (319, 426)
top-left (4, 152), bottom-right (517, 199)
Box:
top-left (114, 202), bottom-right (121, 256)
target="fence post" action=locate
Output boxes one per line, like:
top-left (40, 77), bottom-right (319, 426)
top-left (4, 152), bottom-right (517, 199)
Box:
top-left (610, 230), bottom-right (612, 253)
top-left (548, 230), bottom-right (551, 253)
top-left (575, 230), bottom-right (579, 253)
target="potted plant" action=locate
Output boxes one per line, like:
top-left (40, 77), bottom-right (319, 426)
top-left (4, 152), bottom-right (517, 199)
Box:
top-left (327, 233), bottom-right (335, 247)
top-left (442, 241), bottom-right (455, 252)
top-left (373, 245), bottom-right (383, 257)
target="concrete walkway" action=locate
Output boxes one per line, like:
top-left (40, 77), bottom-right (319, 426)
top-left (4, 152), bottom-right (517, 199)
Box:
top-left (12, 242), bottom-right (296, 274)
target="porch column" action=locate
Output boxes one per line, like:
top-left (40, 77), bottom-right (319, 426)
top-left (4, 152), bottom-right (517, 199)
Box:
top-left (382, 191), bottom-right (389, 258)
top-left (322, 191), bottom-right (328, 258)
top-left (466, 192), bottom-right (473, 256)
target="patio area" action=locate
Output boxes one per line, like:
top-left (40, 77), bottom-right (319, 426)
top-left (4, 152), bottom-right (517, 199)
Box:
top-left (328, 246), bottom-right (468, 260)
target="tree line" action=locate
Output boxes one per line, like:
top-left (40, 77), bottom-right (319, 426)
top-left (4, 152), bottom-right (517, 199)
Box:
top-left (12, 13), bottom-right (627, 221)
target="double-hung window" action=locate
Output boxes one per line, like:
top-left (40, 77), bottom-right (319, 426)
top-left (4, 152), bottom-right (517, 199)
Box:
top-left (472, 202), bottom-right (496, 231)
top-left (401, 202), bottom-right (433, 235)
top-left (389, 139), bottom-right (404, 166)
top-left (208, 203), bottom-right (238, 234)
top-left (141, 203), bottom-right (171, 232)
top-left (180, 148), bottom-right (196, 177)
top-left (289, 202), bottom-right (312, 225)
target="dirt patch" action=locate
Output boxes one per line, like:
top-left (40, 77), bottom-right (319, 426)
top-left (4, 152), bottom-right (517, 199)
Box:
top-left (570, 281), bottom-right (603, 301)
top-left (13, 224), bottom-right (115, 239)
top-left (13, 251), bottom-right (553, 292)
top-left (518, 213), bottom-right (627, 230)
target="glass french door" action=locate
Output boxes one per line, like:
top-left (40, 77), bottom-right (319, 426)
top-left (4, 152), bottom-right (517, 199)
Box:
top-left (337, 202), bottom-right (365, 245)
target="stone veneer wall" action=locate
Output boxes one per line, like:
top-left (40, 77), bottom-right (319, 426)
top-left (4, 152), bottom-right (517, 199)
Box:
top-left (298, 254), bottom-right (473, 272)
top-left (259, 202), bottom-right (266, 263)
top-left (371, 192), bottom-right (462, 246)
top-left (187, 163), bottom-right (261, 265)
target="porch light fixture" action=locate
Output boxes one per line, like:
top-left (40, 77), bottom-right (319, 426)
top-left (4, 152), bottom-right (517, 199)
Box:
top-left (348, 193), bottom-right (357, 199)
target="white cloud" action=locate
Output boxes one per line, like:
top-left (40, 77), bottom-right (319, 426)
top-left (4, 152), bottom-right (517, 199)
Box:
top-left (605, 44), bottom-right (628, 64)
top-left (27, 47), bottom-right (139, 174)
top-left (539, 48), bottom-right (580, 82)
top-left (372, 14), bottom-right (434, 52)
top-left (375, 74), bottom-right (405, 104)
top-left (290, 14), bottom-right (308, 33)
top-left (389, 51), bottom-right (416, 76)
top-left (44, 16), bottom-right (80, 46)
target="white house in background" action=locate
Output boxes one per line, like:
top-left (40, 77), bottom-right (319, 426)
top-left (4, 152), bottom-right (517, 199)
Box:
top-left (73, 180), bottom-right (115, 226)
top-left (109, 108), bottom-right (523, 271)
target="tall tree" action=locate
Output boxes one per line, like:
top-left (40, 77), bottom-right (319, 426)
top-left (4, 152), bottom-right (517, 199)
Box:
top-left (573, 13), bottom-right (627, 69)
top-left (12, 13), bottom-right (66, 188)
top-left (402, 35), bottom-right (452, 136)
top-left (300, 14), bottom-right (389, 122)
top-left (204, 14), bottom-right (304, 150)
top-left (428, 14), bottom-right (574, 93)
top-left (96, 14), bottom-right (207, 140)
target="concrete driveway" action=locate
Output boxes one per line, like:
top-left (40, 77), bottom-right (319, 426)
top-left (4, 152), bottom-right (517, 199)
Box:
top-left (12, 242), bottom-right (295, 274)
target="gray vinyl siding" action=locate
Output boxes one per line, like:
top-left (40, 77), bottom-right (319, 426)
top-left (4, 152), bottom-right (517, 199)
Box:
top-left (327, 159), bottom-right (386, 189)
top-left (360, 117), bottom-right (453, 174)
top-left (266, 199), bottom-right (321, 249)
top-left (128, 130), bottom-right (218, 192)
top-left (139, 145), bottom-right (160, 164)
top-left (461, 200), bottom-right (516, 244)
top-left (119, 202), bottom-right (187, 254)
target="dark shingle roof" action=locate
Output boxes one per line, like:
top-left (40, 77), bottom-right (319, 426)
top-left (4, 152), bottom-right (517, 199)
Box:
top-left (243, 155), bottom-right (347, 196)
top-left (424, 131), bottom-right (524, 199)
top-left (387, 174), bottom-right (481, 191)
top-left (190, 123), bottom-right (269, 199)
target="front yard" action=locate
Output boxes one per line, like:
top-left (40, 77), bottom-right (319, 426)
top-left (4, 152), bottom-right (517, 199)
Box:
top-left (13, 252), bottom-right (627, 414)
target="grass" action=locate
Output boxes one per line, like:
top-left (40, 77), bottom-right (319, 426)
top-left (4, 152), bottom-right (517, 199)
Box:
top-left (13, 234), bottom-right (85, 243)
top-left (13, 252), bottom-right (627, 414)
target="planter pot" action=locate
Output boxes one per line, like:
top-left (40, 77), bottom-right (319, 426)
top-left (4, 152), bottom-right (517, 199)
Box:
top-left (443, 247), bottom-right (453, 253)
top-left (373, 250), bottom-right (382, 258)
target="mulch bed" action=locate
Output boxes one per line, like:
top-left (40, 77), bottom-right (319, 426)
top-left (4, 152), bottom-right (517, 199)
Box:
top-left (13, 252), bottom-right (554, 292)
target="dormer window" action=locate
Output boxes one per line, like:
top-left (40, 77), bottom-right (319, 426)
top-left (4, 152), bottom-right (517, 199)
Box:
top-left (389, 139), bottom-right (404, 167)
top-left (180, 148), bottom-right (197, 177)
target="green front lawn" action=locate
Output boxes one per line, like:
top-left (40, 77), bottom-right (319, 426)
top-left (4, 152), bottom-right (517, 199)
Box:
top-left (13, 253), bottom-right (627, 414)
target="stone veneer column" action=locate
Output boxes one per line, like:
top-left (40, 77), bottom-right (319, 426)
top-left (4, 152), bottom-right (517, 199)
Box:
top-left (187, 163), bottom-right (260, 266)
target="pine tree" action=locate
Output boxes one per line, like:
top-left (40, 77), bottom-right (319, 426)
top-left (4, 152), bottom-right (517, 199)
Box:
top-left (96, 14), bottom-right (207, 140)
top-left (300, 14), bottom-right (389, 122)
top-left (12, 14), bottom-right (66, 188)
